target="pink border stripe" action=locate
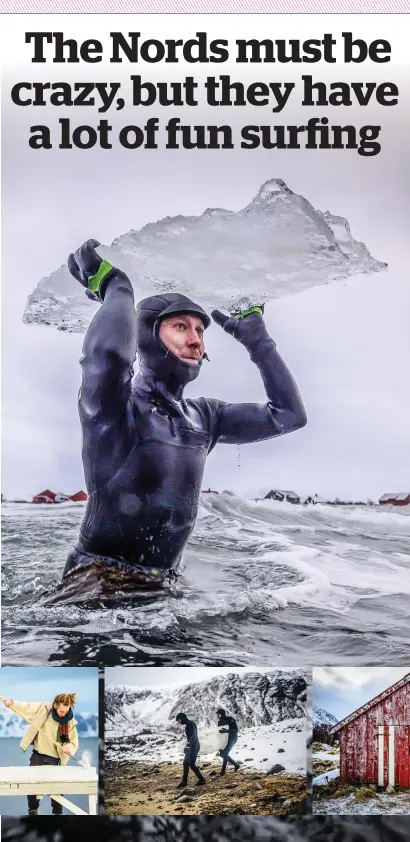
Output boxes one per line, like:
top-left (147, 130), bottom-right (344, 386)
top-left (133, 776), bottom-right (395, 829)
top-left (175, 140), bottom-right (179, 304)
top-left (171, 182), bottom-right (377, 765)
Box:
top-left (1, 0), bottom-right (410, 11)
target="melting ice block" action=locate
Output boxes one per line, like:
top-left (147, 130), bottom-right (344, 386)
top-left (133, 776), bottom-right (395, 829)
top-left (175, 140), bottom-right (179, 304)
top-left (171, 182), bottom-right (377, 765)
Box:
top-left (23, 178), bottom-right (387, 333)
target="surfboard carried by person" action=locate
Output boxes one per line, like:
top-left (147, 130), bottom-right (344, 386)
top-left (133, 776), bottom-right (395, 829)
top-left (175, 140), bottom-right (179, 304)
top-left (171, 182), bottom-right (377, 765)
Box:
top-left (216, 708), bottom-right (240, 775)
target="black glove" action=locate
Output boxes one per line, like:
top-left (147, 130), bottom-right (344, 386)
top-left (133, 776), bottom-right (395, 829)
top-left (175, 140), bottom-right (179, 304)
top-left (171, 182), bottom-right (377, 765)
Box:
top-left (219, 728), bottom-right (229, 734)
top-left (211, 305), bottom-right (271, 358)
top-left (68, 239), bottom-right (115, 302)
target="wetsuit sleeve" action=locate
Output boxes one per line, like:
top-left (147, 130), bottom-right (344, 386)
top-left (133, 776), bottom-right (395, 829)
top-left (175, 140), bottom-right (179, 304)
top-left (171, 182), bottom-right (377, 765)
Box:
top-left (210, 320), bottom-right (307, 445)
top-left (79, 271), bottom-right (137, 426)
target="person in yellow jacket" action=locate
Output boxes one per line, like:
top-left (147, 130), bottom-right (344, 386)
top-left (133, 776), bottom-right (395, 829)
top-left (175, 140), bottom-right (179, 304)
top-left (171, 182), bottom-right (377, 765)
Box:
top-left (2, 693), bottom-right (79, 815)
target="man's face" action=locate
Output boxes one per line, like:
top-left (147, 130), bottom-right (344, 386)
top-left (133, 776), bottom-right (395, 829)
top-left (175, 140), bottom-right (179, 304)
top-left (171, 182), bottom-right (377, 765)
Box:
top-left (159, 314), bottom-right (205, 365)
top-left (54, 702), bottom-right (70, 718)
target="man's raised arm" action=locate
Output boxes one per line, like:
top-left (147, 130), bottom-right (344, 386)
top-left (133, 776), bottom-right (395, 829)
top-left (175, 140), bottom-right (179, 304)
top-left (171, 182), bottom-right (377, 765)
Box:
top-left (68, 239), bottom-right (137, 425)
top-left (211, 307), bottom-right (307, 444)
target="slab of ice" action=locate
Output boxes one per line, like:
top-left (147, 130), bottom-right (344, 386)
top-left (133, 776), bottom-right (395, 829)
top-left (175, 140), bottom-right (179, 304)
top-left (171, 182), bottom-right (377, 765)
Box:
top-left (23, 178), bottom-right (387, 333)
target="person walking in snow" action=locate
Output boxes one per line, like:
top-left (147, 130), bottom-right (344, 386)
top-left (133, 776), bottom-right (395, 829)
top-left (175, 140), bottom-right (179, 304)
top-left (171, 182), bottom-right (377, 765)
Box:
top-left (60, 239), bottom-right (306, 594)
top-left (175, 712), bottom-right (206, 788)
top-left (217, 708), bottom-right (240, 775)
top-left (1, 694), bottom-right (79, 815)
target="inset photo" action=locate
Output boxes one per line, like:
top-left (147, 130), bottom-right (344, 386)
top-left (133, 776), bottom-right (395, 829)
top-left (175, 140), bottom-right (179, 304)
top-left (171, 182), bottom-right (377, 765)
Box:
top-left (0, 667), bottom-right (99, 816)
top-left (313, 667), bottom-right (410, 814)
top-left (104, 667), bottom-right (308, 815)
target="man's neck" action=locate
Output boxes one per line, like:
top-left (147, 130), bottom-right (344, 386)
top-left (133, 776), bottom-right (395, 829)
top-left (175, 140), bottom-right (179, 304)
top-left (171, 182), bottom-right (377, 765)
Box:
top-left (136, 368), bottom-right (185, 402)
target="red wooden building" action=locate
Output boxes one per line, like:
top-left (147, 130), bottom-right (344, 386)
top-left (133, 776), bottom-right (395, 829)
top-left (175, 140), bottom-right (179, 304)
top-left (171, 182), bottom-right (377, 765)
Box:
top-left (330, 673), bottom-right (410, 789)
top-left (33, 489), bottom-right (87, 503)
top-left (379, 492), bottom-right (410, 506)
top-left (33, 489), bottom-right (56, 504)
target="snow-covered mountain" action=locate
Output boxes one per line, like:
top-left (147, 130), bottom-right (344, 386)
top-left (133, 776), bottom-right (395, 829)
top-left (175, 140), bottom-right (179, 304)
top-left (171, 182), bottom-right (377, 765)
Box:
top-left (0, 710), bottom-right (98, 738)
top-left (104, 670), bottom-right (307, 771)
top-left (106, 670), bottom-right (306, 737)
top-left (312, 705), bottom-right (338, 744)
top-left (312, 706), bottom-right (338, 728)
top-left (23, 178), bottom-right (386, 333)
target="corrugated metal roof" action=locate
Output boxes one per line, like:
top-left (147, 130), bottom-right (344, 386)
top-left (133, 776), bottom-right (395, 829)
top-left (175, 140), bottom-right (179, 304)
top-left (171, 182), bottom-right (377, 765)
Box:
top-left (396, 493), bottom-right (410, 501)
top-left (330, 672), bottom-right (410, 734)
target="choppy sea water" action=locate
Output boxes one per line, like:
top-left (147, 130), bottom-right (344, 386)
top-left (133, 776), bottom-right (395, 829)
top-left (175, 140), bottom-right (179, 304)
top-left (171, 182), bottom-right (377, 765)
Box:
top-left (1, 496), bottom-right (409, 666)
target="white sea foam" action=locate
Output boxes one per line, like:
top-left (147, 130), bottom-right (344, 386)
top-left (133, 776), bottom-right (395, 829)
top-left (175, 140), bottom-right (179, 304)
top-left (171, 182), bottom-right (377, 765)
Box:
top-left (3, 493), bottom-right (409, 664)
top-left (78, 749), bottom-right (93, 769)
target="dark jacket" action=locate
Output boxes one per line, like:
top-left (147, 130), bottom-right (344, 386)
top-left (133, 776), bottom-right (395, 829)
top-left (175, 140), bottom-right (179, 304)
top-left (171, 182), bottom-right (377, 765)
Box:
top-left (218, 714), bottom-right (238, 735)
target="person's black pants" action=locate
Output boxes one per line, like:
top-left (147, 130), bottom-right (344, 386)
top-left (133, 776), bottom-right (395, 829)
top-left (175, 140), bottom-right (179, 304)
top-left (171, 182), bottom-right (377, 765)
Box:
top-left (28, 750), bottom-right (63, 815)
top-left (220, 733), bottom-right (238, 774)
top-left (182, 741), bottom-right (204, 783)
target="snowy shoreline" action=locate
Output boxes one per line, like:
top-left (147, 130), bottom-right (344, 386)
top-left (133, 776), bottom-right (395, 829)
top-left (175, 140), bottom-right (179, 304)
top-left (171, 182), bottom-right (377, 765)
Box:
top-left (106, 721), bottom-right (306, 775)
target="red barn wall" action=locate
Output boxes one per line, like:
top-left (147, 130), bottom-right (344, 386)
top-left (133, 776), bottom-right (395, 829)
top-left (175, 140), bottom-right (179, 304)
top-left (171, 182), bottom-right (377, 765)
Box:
top-left (70, 491), bottom-right (87, 502)
top-left (340, 681), bottom-right (410, 788)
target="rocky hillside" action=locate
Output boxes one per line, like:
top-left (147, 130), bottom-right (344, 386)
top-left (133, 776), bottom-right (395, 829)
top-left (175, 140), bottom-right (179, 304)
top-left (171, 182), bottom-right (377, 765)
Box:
top-left (106, 670), bottom-right (307, 737)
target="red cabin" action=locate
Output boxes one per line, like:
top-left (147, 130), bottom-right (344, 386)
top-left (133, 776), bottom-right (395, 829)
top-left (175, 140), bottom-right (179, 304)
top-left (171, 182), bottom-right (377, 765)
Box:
top-left (70, 491), bottom-right (88, 502)
top-left (379, 492), bottom-right (410, 506)
top-left (32, 489), bottom-right (56, 504)
top-left (330, 673), bottom-right (410, 789)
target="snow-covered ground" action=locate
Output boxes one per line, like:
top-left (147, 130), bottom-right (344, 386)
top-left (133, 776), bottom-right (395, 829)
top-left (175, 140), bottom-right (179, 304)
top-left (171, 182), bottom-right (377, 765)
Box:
top-left (108, 721), bottom-right (306, 775)
top-left (227, 723), bottom-right (306, 774)
top-left (314, 791), bottom-right (410, 815)
top-left (313, 768), bottom-right (340, 786)
top-left (312, 746), bottom-right (340, 786)
top-left (312, 747), bottom-right (410, 813)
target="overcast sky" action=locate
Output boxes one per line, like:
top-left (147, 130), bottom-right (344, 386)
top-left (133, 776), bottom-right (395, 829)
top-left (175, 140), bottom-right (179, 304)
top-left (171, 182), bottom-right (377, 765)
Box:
top-left (2, 14), bottom-right (410, 501)
top-left (313, 667), bottom-right (410, 720)
top-left (105, 666), bottom-right (281, 687)
top-left (0, 667), bottom-right (98, 712)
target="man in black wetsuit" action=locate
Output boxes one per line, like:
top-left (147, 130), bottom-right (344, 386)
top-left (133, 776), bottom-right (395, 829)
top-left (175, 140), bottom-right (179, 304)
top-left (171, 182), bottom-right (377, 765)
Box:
top-left (175, 712), bottom-right (205, 787)
top-left (62, 239), bottom-right (307, 590)
top-left (217, 708), bottom-right (240, 775)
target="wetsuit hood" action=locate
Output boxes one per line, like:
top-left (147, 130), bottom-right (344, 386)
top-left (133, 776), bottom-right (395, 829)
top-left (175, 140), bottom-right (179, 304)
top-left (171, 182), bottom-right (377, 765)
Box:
top-left (176, 712), bottom-right (188, 725)
top-left (136, 293), bottom-right (210, 391)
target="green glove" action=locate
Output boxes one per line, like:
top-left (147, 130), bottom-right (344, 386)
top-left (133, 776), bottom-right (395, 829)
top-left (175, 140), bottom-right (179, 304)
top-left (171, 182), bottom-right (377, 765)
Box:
top-left (68, 239), bottom-right (115, 302)
top-left (231, 305), bottom-right (265, 319)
